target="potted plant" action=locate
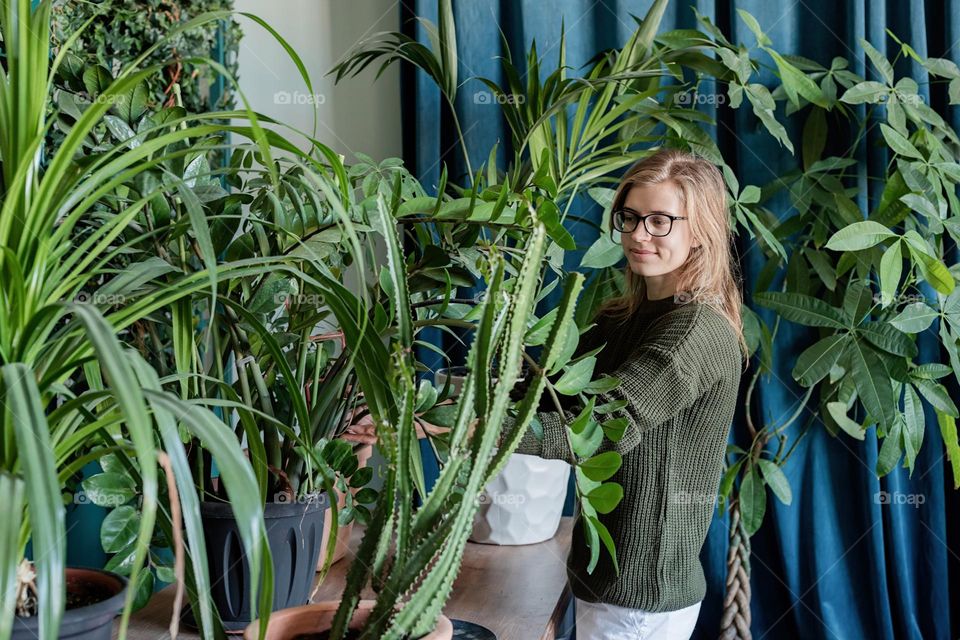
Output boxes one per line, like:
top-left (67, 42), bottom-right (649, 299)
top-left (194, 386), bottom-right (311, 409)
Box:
top-left (238, 130), bottom-right (633, 635)
top-left (0, 2), bottom-right (283, 638)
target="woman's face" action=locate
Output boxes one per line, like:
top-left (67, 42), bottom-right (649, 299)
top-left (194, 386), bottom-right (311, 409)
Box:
top-left (619, 180), bottom-right (700, 279)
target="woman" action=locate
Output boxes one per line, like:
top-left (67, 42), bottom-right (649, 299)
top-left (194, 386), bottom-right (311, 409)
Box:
top-left (346, 148), bottom-right (748, 639)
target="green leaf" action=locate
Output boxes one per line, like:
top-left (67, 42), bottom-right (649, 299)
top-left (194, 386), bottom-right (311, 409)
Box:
top-left (4, 363), bottom-right (66, 640)
top-left (586, 483), bottom-right (624, 514)
top-left (581, 233), bottom-right (623, 269)
top-left (766, 49), bottom-right (828, 108)
top-left (848, 341), bottom-right (895, 431)
top-left (793, 335), bottom-right (847, 387)
top-left (825, 221), bottom-right (896, 251)
top-left (860, 37), bottom-right (895, 85)
top-left (82, 473), bottom-right (136, 508)
top-left (0, 474), bottom-right (25, 640)
top-left (880, 123), bottom-right (924, 160)
top-left (753, 291), bottom-right (847, 329)
top-left (579, 451), bottom-right (622, 482)
top-left (600, 417), bottom-right (628, 442)
top-left (554, 356), bottom-right (597, 395)
top-left (737, 9), bottom-right (771, 46)
top-left (902, 385), bottom-right (925, 473)
top-left (914, 379), bottom-right (959, 417)
top-left (587, 515), bottom-right (619, 576)
top-left (840, 81), bottom-right (888, 104)
top-left (889, 302), bottom-right (937, 333)
top-left (826, 402), bottom-right (865, 440)
top-left (858, 322), bottom-right (917, 358)
top-left (757, 460), bottom-right (792, 505)
top-left (101, 506), bottom-right (141, 554)
top-left (876, 417), bottom-right (903, 476)
top-left (82, 65), bottom-right (113, 96)
top-left (878, 240), bottom-right (903, 306)
top-left (739, 465), bottom-right (766, 536)
top-left (936, 410), bottom-right (960, 489)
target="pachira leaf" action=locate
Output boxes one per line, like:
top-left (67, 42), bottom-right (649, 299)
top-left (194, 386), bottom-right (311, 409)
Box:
top-left (847, 339), bottom-right (896, 432)
top-left (739, 465), bottom-right (766, 536)
top-left (876, 417), bottom-right (904, 476)
top-left (825, 221), bottom-right (897, 251)
top-left (936, 410), bottom-right (960, 489)
top-left (757, 459), bottom-right (791, 506)
top-left (878, 239), bottom-right (903, 306)
top-left (793, 334), bottom-right (847, 387)
top-left (826, 401), bottom-right (865, 440)
top-left (753, 291), bottom-right (847, 329)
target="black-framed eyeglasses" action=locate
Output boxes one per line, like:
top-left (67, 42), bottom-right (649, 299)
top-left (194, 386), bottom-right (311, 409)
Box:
top-left (612, 209), bottom-right (687, 237)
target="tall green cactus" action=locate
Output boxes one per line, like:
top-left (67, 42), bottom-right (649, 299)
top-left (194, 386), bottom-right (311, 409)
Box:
top-left (320, 190), bottom-right (580, 638)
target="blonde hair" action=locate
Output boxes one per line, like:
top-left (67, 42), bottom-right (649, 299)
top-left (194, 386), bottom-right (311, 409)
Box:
top-left (597, 148), bottom-right (749, 364)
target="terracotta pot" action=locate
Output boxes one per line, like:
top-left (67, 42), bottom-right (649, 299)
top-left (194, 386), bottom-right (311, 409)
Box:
top-left (243, 599), bottom-right (453, 639)
top-left (12, 567), bottom-right (127, 640)
top-left (316, 443), bottom-right (374, 569)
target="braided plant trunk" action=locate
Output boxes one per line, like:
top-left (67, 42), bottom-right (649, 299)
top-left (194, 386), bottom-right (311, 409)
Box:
top-left (720, 500), bottom-right (752, 640)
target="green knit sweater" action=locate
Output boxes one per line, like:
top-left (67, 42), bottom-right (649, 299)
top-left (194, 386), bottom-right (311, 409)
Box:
top-left (500, 296), bottom-right (743, 613)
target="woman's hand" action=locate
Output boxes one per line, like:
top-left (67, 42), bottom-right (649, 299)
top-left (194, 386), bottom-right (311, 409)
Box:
top-left (342, 400), bottom-right (456, 445)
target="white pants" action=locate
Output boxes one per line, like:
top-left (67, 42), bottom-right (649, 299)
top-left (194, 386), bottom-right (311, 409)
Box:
top-left (575, 597), bottom-right (701, 640)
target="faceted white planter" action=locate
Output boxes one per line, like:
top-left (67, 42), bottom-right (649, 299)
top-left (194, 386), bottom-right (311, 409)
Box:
top-left (435, 367), bottom-right (570, 545)
top-left (470, 452), bottom-right (570, 545)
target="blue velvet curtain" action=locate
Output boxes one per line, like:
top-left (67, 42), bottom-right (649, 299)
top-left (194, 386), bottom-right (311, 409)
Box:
top-left (400, 1), bottom-right (960, 638)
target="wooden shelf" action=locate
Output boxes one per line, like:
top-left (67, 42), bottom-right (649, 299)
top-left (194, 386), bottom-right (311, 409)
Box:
top-left (117, 517), bottom-right (573, 640)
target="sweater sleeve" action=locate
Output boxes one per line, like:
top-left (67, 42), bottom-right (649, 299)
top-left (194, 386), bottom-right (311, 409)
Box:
top-left (500, 306), bottom-right (727, 461)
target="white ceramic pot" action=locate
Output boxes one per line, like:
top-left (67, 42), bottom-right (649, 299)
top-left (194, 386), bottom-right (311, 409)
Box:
top-left (434, 367), bottom-right (570, 545)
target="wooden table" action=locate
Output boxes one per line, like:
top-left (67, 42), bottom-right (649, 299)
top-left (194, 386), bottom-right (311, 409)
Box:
top-left (117, 517), bottom-right (573, 640)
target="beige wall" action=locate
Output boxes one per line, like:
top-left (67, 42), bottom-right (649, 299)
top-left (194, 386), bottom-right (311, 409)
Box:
top-left (232, 0), bottom-right (402, 162)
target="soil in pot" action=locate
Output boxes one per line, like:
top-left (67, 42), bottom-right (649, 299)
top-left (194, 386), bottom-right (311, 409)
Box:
top-left (13, 568), bottom-right (127, 640)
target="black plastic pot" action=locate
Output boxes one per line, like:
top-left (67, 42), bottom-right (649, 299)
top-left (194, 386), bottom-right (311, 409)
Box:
top-left (195, 494), bottom-right (327, 632)
top-left (12, 567), bottom-right (127, 640)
